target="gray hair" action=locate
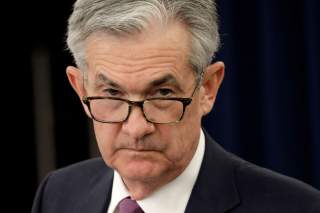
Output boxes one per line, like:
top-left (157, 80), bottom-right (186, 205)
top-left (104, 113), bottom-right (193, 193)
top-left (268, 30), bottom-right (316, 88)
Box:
top-left (66, 0), bottom-right (220, 77)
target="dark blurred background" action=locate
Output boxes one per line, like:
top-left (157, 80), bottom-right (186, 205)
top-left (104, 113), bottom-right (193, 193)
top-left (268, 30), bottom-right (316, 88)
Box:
top-left (5, 0), bottom-right (319, 212)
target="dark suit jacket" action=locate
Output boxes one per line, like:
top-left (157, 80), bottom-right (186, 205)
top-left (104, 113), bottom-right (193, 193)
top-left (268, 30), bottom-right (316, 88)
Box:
top-left (32, 132), bottom-right (320, 213)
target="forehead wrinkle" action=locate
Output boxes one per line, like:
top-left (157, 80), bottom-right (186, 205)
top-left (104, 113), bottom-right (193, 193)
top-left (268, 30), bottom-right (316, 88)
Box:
top-left (87, 32), bottom-right (186, 62)
top-left (92, 52), bottom-right (182, 73)
top-left (90, 57), bottom-right (182, 79)
top-left (86, 41), bottom-right (186, 70)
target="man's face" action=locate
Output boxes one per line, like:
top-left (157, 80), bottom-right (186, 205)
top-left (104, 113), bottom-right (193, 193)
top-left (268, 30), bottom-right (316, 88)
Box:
top-left (67, 21), bottom-right (222, 188)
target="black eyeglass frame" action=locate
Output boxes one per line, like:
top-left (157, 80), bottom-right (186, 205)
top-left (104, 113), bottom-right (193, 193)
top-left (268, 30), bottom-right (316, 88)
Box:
top-left (82, 96), bottom-right (193, 124)
top-left (82, 78), bottom-right (200, 124)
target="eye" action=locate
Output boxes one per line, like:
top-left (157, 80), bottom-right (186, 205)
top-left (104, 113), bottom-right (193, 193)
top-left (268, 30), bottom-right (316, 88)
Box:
top-left (103, 88), bottom-right (121, 96)
top-left (157, 88), bottom-right (174, 97)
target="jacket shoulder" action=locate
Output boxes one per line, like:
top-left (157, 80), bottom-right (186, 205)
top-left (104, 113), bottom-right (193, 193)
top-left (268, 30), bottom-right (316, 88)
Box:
top-left (32, 158), bottom-right (113, 213)
top-left (50, 157), bottom-right (111, 181)
top-left (233, 158), bottom-right (320, 212)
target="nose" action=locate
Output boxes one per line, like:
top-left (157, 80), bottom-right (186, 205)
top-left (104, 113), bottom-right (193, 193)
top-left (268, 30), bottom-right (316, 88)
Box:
top-left (121, 105), bottom-right (155, 140)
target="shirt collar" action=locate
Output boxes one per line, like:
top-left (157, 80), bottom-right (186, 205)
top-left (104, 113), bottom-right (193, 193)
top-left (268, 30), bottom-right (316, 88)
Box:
top-left (107, 129), bottom-right (205, 213)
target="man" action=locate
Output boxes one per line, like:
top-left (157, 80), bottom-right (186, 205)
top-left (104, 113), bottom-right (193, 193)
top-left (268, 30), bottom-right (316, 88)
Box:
top-left (32, 0), bottom-right (320, 212)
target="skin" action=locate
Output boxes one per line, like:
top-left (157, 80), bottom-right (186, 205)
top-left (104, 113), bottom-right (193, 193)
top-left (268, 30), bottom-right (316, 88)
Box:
top-left (66, 20), bottom-right (224, 200)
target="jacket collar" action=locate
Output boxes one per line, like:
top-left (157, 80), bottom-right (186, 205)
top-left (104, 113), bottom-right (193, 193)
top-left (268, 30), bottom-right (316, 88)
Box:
top-left (75, 166), bottom-right (114, 213)
top-left (185, 130), bottom-right (240, 213)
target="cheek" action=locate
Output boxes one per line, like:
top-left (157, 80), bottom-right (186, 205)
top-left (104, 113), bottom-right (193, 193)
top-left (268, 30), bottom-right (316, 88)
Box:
top-left (158, 105), bottom-right (202, 162)
top-left (181, 96), bottom-right (202, 132)
top-left (93, 123), bottom-right (120, 162)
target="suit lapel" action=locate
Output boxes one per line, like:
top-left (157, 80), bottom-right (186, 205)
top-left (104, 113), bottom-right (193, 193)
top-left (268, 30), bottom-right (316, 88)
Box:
top-left (75, 167), bottom-right (114, 213)
top-left (185, 131), bottom-right (240, 213)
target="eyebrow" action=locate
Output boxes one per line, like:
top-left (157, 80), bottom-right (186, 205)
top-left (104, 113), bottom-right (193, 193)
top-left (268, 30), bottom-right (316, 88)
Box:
top-left (94, 73), bottom-right (120, 89)
top-left (93, 72), bottom-right (183, 92)
top-left (147, 74), bottom-right (183, 92)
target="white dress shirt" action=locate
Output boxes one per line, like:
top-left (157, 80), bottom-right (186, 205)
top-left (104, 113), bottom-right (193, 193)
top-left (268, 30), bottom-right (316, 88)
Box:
top-left (107, 129), bottom-right (205, 213)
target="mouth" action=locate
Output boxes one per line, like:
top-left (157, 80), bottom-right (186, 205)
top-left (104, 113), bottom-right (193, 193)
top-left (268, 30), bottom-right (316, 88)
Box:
top-left (118, 141), bottom-right (161, 152)
top-left (116, 148), bottom-right (161, 161)
top-left (120, 147), bottom-right (158, 153)
top-left (115, 139), bottom-right (164, 154)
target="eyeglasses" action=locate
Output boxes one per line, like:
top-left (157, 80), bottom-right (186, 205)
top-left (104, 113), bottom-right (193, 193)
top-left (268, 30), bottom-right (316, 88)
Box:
top-left (82, 82), bottom-right (199, 124)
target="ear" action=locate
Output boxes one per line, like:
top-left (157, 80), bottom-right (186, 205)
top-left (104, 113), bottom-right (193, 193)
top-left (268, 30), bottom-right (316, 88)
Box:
top-left (199, 61), bottom-right (225, 116)
top-left (66, 66), bottom-right (91, 117)
top-left (66, 66), bottom-right (85, 99)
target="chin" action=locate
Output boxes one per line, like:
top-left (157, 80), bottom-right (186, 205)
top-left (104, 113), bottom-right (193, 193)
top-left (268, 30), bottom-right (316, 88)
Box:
top-left (111, 149), bottom-right (174, 180)
top-left (119, 160), bottom-right (168, 181)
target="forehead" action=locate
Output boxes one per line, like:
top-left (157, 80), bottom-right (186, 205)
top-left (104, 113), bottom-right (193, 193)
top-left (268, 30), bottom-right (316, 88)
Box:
top-left (84, 21), bottom-right (194, 87)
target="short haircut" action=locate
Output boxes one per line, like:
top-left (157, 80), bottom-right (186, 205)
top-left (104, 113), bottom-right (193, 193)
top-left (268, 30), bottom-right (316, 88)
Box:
top-left (67, 0), bottom-right (220, 78)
